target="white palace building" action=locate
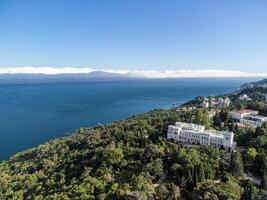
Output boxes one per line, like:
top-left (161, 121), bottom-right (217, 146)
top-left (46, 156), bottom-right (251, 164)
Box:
top-left (167, 122), bottom-right (236, 151)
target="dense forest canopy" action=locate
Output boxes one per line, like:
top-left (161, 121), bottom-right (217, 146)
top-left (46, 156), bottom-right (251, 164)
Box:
top-left (0, 78), bottom-right (267, 200)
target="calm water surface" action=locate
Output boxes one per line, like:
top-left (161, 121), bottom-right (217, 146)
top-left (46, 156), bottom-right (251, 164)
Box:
top-left (0, 78), bottom-right (259, 160)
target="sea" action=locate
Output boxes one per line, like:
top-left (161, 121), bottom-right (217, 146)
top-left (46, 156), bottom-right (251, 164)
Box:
top-left (0, 78), bottom-right (261, 160)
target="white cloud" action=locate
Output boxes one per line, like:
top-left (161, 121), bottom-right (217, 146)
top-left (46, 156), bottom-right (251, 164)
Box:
top-left (0, 67), bottom-right (266, 78)
top-left (127, 69), bottom-right (267, 78)
top-left (0, 67), bottom-right (95, 75)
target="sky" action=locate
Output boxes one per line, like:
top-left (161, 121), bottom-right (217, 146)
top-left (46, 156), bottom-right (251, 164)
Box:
top-left (0, 0), bottom-right (267, 73)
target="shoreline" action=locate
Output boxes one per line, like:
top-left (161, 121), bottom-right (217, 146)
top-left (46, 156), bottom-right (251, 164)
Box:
top-left (0, 78), bottom-right (261, 161)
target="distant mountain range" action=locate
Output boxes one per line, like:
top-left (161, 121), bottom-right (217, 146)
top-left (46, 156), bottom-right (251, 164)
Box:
top-left (0, 68), bottom-right (266, 84)
top-left (0, 72), bottom-right (138, 84)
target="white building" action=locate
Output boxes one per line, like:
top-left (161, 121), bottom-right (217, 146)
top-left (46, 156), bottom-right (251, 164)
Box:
top-left (230, 109), bottom-right (266, 127)
top-left (201, 96), bottom-right (231, 109)
top-left (240, 115), bottom-right (267, 127)
top-left (248, 84), bottom-right (254, 89)
top-left (239, 94), bottom-right (251, 101)
top-left (209, 97), bottom-right (216, 107)
top-left (167, 122), bottom-right (235, 151)
top-left (201, 101), bottom-right (209, 108)
top-left (218, 97), bottom-right (231, 108)
top-left (229, 109), bottom-right (258, 120)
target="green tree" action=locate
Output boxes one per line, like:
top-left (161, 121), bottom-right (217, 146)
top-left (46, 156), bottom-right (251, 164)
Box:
top-left (243, 148), bottom-right (257, 170)
top-left (219, 109), bottom-right (229, 123)
top-left (193, 109), bottom-right (212, 128)
top-left (132, 174), bottom-right (155, 198)
top-left (102, 146), bottom-right (124, 166)
top-left (231, 151), bottom-right (244, 177)
top-left (194, 177), bottom-right (243, 200)
top-left (242, 179), bottom-right (259, 200)
top-left (213, 112), bottom-right (221, 127)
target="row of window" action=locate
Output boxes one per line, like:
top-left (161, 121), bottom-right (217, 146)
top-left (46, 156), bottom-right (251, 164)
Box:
top-left (175, 135), bottom-right (223, 145)
top-left (210, 143), bottom-right (221, 147)
top-left (210, 138), bottom-right (223, 144)
top-left (168, 134), bottom-right (231, 149)
top-left (169, 131), bottom-right (224, 143)
top-left (241, 119), bottom-right (261, 125)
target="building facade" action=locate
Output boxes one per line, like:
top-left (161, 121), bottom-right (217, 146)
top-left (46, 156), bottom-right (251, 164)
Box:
top-left (240, 115), bottom-right (267, 127)
top-left (167, 122), bottom-right (235, 151)
top-left (201, 96), bottom-right (231, 109)
top-left (239, 94), bottom-right (251, 101)
top-left (230, 109), bottom-right (266, 127)
top-left (229, 109), bottom-right (259, 120)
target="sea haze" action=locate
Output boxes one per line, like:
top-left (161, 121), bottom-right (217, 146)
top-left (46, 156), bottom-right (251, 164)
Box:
top-left (0, 77), bottom-right (261, 160)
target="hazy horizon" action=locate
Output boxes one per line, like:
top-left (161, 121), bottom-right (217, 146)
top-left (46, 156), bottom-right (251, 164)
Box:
top-left (0, 67), bottom-right (266, 79)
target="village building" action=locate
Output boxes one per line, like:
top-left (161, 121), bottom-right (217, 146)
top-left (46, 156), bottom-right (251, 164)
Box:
top-left (201, 96), bottom-right (231, 109)
top-left (230, 109), bottom-right (267, 127)
top-left (229, 109), bottom-right (258, 120)
top-left (239, 94), bottom-right (251, 101)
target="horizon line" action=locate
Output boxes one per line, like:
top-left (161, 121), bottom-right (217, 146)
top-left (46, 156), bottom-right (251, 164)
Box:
top-left (0, 67), bottom-right (266, 78)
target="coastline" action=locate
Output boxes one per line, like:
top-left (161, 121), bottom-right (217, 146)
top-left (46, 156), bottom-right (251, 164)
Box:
top-left (1, 78), bottom-right (257, 161)
top-left (0, 78), bottom-right (250, 160)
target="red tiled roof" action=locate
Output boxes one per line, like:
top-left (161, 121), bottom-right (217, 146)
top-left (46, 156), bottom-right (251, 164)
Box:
top-left (232, 109), bottom-right (257, 114)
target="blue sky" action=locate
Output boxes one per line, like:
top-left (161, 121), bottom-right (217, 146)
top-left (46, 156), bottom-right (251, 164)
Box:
top-left (0, 0), bottom-right (267, 72)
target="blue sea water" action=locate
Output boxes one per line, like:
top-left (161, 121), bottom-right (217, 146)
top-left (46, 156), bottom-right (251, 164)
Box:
top-left (0, 78), bottom-right (260, 160)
